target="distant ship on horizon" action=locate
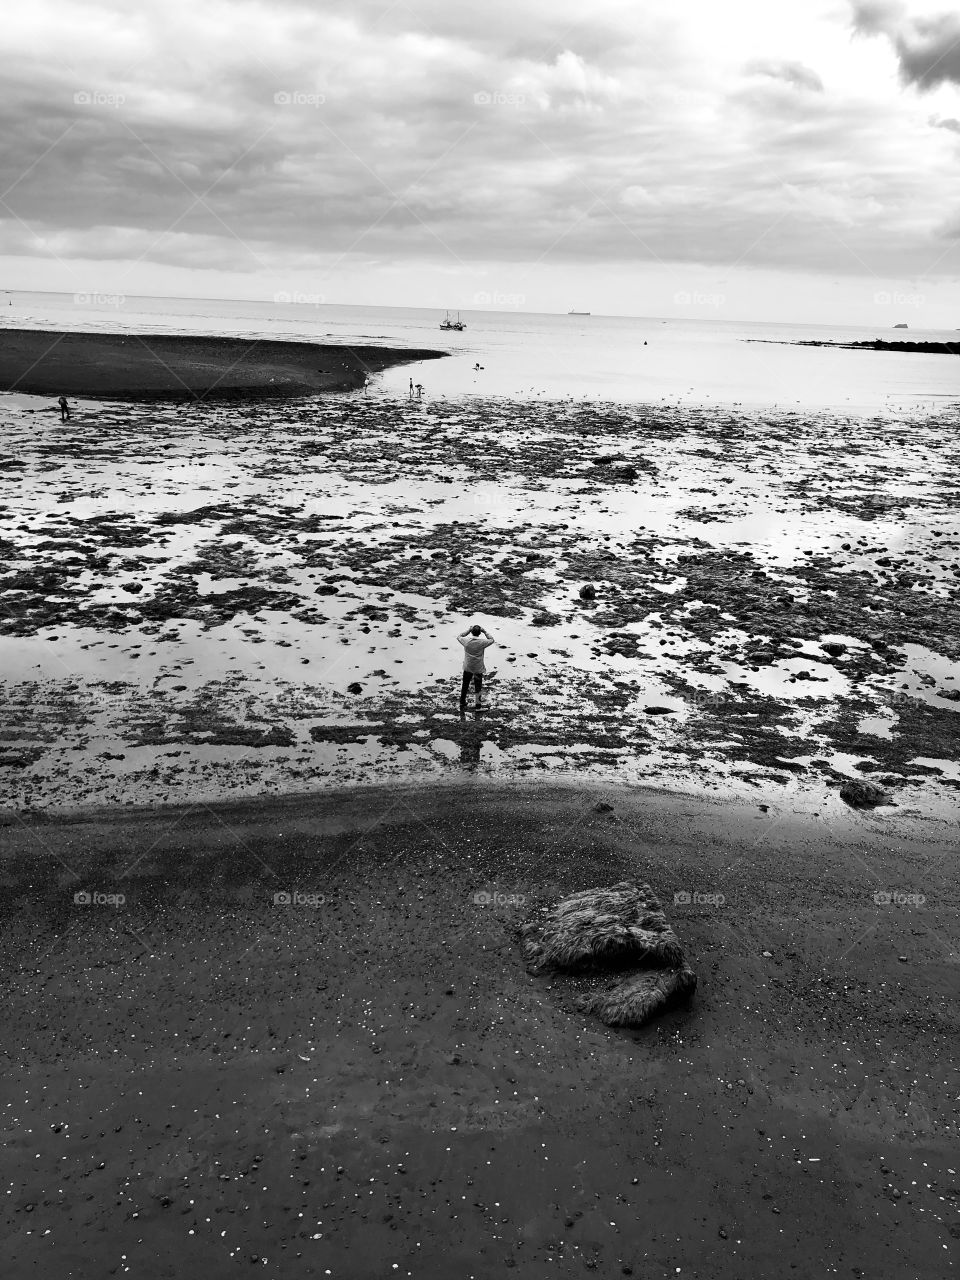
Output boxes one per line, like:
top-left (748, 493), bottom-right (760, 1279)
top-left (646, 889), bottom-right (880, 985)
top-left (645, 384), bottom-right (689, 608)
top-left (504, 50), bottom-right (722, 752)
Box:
top-left (567, 309), bottom-right (591, 316)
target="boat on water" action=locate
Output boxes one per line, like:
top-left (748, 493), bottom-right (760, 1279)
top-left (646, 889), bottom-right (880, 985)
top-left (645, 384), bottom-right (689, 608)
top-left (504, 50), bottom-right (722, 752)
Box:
top-left (440, 311), bottom-right (466, 331)
top-left (567, 309), bottom-right (590, 316)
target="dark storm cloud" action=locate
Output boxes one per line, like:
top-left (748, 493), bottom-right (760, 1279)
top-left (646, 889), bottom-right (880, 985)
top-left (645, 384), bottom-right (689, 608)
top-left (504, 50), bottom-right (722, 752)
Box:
top-left (851, 2), bottom-right (960, 89)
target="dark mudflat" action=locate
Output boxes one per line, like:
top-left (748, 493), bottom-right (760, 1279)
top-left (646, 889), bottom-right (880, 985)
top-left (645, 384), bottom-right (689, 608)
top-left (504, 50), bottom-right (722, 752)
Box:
top-left (0, 328), bottom-right (445, 399)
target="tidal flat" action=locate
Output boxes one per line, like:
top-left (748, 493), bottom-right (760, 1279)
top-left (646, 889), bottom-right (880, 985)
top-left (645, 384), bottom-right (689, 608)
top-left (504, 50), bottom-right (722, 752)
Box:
top-left (0, 390), bottom-right (958, 816)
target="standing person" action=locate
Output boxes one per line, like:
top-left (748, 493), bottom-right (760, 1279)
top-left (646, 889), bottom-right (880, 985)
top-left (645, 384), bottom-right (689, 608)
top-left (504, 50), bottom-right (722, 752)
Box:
top-left (408, 377), bottom-right (414, 399)
top-left (415, 383), bottom-right (424, 400)
top-left (58, 395), bottom-right (69, 421)
top-left (458, 624), bottom-right (494, 709)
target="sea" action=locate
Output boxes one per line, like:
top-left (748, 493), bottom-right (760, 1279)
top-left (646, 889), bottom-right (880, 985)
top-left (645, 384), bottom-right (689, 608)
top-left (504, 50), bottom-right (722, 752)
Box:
top-left (1, 289), bottom-right (957, 414)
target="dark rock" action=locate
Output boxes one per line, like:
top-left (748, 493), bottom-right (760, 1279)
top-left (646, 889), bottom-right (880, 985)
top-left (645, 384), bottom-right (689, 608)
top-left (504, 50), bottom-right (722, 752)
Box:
top-left (643, 706), bottom-right (675, 715)
top-left (937, 688), bottom-right (960, 702)
top-left (579, 583), bottom-right (596, 599)
top-left (593, 801), bottom-right (613, 813)
top-left (839, 779), bottom-right (890, 809)
top-left (346, 682), bottom-right (363, 694)
top-left (821, 642), bottom-right (847, 657)
top-left (315, 584), bottom-right (339, 595)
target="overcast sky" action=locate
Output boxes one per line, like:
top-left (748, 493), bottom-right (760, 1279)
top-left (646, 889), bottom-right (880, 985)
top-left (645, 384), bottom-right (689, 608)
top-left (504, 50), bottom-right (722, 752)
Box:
top-left (2, 0), bottom-right (958, 323)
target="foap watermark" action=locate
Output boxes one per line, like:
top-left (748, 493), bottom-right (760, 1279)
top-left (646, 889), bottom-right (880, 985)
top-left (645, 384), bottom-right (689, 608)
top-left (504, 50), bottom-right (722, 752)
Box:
top-left (274, 290), bottom-right (326, 307)
top-left (685, 689), bottom-right (726, 712)
top-left (872, 688), bottom-right (930, 715)
top-left (473, 90), bottom-right (526, 107)
top-left (674, 290), bottom-right (725, 308)
top-left (473, 290), bottom-right (525, 308)
top-left (873, 890), bottom-right (926, 907)
top-left (274, 90), bottom-right (325, 107)
top-left (274, 890), bottom-right (326, 907)
top-left (474, 889), bottom-right (526, 907)
top-left (74, 89), bottom-right (125, 108)
top-left (74, 889), bottom-right (125, 907)
top-left (873, 290), bottom-right (924, 308)
top-left (74, 292), bottom-right (125, 308)
top-left (673, 889), bottom-right (725, 907)
top-left (470, 481), bottom-right (519, 515)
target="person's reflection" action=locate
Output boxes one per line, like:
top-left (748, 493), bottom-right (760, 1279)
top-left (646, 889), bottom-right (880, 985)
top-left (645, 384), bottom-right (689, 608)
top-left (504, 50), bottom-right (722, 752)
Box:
top-left (458, 708), bottom-right (485, 768)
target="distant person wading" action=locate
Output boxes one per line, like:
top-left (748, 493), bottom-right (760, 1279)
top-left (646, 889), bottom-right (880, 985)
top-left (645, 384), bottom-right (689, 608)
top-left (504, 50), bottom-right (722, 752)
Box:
top-left (58, 395), bottom-right (69, 421)
top-left (458, 624), bottom-right (494, 709)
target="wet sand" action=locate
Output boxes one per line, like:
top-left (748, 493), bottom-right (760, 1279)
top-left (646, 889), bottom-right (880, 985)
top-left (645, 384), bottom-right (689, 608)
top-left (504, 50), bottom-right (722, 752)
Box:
top-left (1, 782), bottom-right (956, 1279)
top-left (0, 329), bottom-right (445, 398)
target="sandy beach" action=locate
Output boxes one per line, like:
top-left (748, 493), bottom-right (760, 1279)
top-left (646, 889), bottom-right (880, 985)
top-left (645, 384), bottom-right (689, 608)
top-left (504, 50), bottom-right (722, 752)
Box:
top-left (1, 338), bottom-right (958, 1278)
top-left (1, 782), bottom-right (956, 1278)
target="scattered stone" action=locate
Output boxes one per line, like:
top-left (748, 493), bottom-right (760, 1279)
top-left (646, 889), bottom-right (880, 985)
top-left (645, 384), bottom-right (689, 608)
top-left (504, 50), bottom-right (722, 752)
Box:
top-left (839, 779), bottom-right (890, 809)
top-left (346, 682), bottom-right (363, 694)
top-left (576, 964), bottom-right (697, 1028)
top-left (517, 883), bottom-right (697, 1028)
top-left (519, 882), bottom-right (685, 972)
top-left (579, 583), bottom-right (596, 600)
top-left (612, 465), bottom-right (640, 482)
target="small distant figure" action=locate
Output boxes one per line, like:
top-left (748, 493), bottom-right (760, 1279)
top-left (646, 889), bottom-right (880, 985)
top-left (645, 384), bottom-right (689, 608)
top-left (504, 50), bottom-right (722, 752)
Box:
top-left (458, 624), bottom-right (495, 709)
top-left (474, 362), bottom-right (484, 371)
top-left (415, 383), bottom-right (424, 400)
top-left (409, 377), bottom-right (414, 399)
top-left (58, 395), bottom-right (70, 421)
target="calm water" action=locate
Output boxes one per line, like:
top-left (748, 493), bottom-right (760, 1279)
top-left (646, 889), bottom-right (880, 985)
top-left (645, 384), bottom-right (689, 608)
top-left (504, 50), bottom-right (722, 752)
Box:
top-left (1, 290), bottom-right (957, 413)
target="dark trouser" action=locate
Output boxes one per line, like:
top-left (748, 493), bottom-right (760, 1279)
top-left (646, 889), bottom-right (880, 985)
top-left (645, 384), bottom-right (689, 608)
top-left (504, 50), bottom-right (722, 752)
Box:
top-left (460, 671), bottom-right (483, 703)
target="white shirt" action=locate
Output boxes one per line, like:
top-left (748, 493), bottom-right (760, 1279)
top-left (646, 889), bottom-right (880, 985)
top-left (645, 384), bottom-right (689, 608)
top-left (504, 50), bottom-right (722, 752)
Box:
top-left (459, 633), bottom-right (494, 674)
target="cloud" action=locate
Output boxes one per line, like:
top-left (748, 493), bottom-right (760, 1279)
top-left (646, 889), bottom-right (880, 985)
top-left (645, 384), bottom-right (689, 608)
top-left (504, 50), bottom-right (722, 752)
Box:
top-left (933, 115), bottom-right (960, 131)
top-left (849, 1), bottom-right (902, 37)
top-left (851, 2), bottom-right (960, 89)
top-left (745, 59), bottom-right (824, 92)
top-left (0, 0), bottom-right (958, 291)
